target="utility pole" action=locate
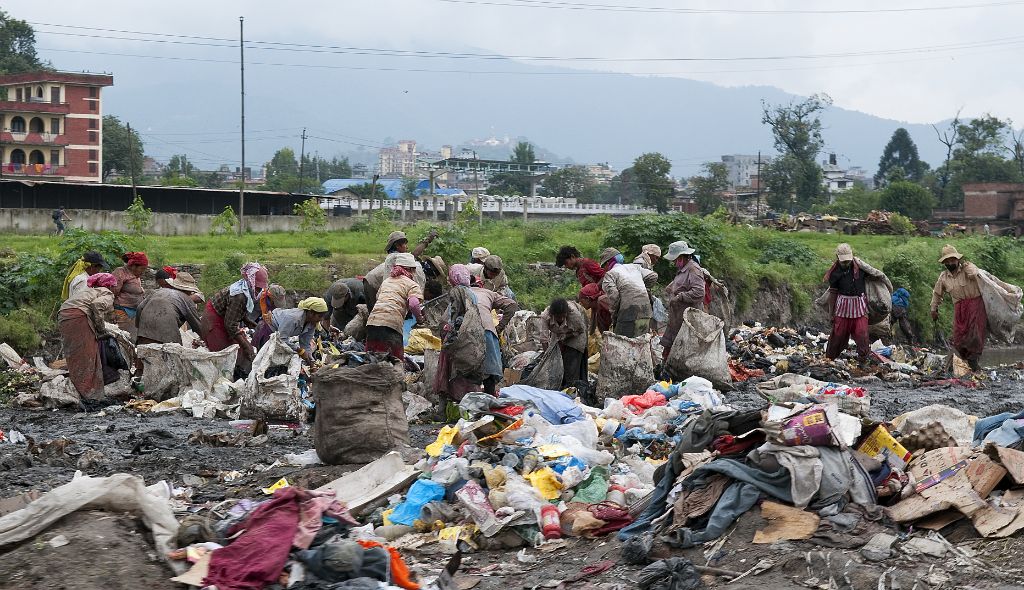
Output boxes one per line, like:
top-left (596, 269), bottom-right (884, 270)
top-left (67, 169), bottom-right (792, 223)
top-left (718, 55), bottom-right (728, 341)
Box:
top-left (238, 16), bottom-right (246, 235)
top-left (756, 151), bottom-right (762, 221)
top-left (298, 127), bottom-right (307, 194)
top-left (126, 122), bottom-right (138, 201)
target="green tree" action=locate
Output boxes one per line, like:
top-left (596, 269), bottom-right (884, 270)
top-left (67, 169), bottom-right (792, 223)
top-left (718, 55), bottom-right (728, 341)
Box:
top-left (875, 128), bottom-right (926, 186)
top-left (101, 115), bottom-right (144, 180)
top-left (196, 170), bottom-right (224, 189)
top-left (0, 10), bottom-right (46, 76)
top-left (164, 154), bottom-right (196, 179)
top-left (346, 182), bottom-right (387, 199)
top-left (879, 181), bottom-right (936, 220)
top-left (400, 177), bottom-right (420, 198)
top-left (511, 141), bottom-right (536, 164)
top-left (761, 94), bottom-right (831, 210)
top-left (810, 185), bottom-right (880, 218)
top-left (309, 155), bottom-right (352, 180)
top-left (294, 197), bottom-right (327, 233)
top-left (631, 152), bottom-right (674, 213)
top-left (124, 195), bottom-right (153, 235)
top-left (262, 147), bottom-right (324, 194)
top-left (689, 162), bottom-right (729, 215)
top-left (931, 114), bottom-right (1024, 207)
top-left (541, 166), bottom-right (593, 200)
top-left (762, 155), bottom-right (799, 211)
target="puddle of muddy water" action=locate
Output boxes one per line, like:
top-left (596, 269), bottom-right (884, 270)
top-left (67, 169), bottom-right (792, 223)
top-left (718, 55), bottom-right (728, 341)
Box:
top-left (982, 346), bottom-right (1024, 367)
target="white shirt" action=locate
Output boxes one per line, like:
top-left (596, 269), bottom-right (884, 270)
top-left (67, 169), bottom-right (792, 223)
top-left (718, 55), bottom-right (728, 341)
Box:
top-left (68, 272), bottom-right (89, 299)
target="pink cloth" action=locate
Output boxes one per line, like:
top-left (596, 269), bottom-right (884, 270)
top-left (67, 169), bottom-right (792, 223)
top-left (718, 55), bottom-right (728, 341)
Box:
top-left (240, 262), bottom-right (265, 291)
top-left (391, 264), bottom-right (415, 279)
top-left (87, 272), bottom-right (117, 288)
top-left (295, 494), bottom-right (357, 550)
top-left (448, 263), bottom-right (471, 287)
top-left (620, 390), bottom-right (668, 414)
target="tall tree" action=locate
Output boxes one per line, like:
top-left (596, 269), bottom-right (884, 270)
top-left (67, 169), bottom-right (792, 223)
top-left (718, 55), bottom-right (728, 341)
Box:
top-left (690, 162), bottom-right (730, 214)
top-left (164, 154), bottom-right (196, 179)
top-left (761, 94), bottom-right (831, 210)
top-left (631, 152), bottom-right (674, 213)
top-left (541, 166), bottom-right (593, 200)
top-left (511, 141), bottom-right (536, 164)
top-left (101, 115), bottom-right (144, 180)
top-left (932, 111), bottom-right (961, 206)
top-left (0, 10), bottom-right (46, 76)
top-left (931, 114), bottom-right (1023, 207)
top-left (880, 181), bottom-right (936, 220)
top-left (875, 128), bottom-right (926, 186)
top-left (263, 147), bottom-right (323, 193)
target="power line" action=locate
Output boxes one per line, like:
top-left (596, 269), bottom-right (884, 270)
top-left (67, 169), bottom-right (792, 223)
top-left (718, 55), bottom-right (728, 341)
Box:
top-left (30, 24), bottom-right (1024, 63)
top-left (433, 0), bottom-right (1024, 14)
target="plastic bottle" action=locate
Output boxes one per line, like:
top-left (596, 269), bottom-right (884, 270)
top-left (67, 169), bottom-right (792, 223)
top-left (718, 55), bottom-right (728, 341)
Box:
top-left (540, 504), bottom-right (562, 540)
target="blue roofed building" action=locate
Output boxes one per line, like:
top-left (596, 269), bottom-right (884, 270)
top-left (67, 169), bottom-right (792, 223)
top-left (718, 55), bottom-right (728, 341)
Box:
top-left (322, 178), bottom-right (465, 199)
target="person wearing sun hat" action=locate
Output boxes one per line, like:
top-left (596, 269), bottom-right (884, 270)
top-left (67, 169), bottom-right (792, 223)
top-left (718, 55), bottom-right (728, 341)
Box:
top-left (821, 243), bottom-right (890, 363)
top-left (930, 244), bottom-right (986, 370)
top-left (135, 271), bottom-right (204, 346)
top-left (366, 253), bottom-right (425, 361)
top-left (661, 240), bottom-right (706, 359)
top-left (263, 297), bottom-right (329, 363)
top-left (599, 247), bottom-right (657, 337)
top-left (633, 244), bottom-right (662, 270)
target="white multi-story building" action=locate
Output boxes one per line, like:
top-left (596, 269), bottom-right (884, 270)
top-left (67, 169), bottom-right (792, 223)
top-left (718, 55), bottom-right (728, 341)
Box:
top-left (378, 139), bottom-right (418, 178)
top-left (720, 154), bottom-right (771, 188)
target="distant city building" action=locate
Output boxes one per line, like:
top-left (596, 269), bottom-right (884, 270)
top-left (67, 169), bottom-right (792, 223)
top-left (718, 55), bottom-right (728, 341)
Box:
top-left (142, 156), bottom-right (164, 178)
top-left (0, 71), bottom-right (114, 183)
top-left (721, 154), bottom-right (771, 189)
top-left (352, 163), bottom-right (368, 179)
top-left (821, 153), bottom-right (856, 196)
top-left (378, 139), bottom-right (418, 178)
top-left (845, 166), bottom-right (874, 190)
top-left (584, 163), bottom-right (616, 184)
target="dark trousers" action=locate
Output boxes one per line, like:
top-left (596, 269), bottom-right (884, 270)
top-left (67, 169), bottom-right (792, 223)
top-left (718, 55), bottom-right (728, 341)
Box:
top-left (890, 306), bottom-right (915, 344)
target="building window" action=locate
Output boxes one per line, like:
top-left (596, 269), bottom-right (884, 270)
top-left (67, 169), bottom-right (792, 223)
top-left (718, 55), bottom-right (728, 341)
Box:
top-left (50, 118), bottom-right (59, 134)
top-left (88, 119), bottom-right (98, 130)
top-left (89, 149), bottom-right (98, 160)
top-left (15, 88), bottom-right (22, 102)
top-left (28, 150), bottom-right (44, 165)
top-left (10, 116), bottom-right (25, 133)
top-left (89, 162), bottom-right (98, 174)
top-left (50, 87), bottom-right (60, 104)
top-left (89, 131), bottom-right (98, 143)
top-left (28, 117), bottom-right (44, 133)
top-left (88, 87), bottom-right (98, 98)
top-left (50, 150), bottom-right (59, 165)
top-left (10, 149), bottom-right (25, 164)
top-left (35, 86), bottom-right (43, 99)
top-left (89, 100), bottom-right (97, 112)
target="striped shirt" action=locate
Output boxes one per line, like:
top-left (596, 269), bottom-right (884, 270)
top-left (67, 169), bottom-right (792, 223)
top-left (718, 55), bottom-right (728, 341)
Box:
top-left (835, 294), bottom-right (868, 319)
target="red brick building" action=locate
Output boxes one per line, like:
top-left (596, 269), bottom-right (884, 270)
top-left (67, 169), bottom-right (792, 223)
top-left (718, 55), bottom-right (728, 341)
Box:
top-left (962, 183), bottom-right (1024, 222)
top-left (0, 71), bottom-right (114, 183)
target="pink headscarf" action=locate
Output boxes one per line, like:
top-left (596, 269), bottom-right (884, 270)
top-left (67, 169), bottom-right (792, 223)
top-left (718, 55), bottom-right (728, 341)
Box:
top-left (240, 262), bottom-right (268, 290)
top-left (390, 265), bottom-right (415, 279)
top-left (448, 264), bottom-right (471, 287)
top-left (122, 252), bottom-right (149, 267)
top-left (87, 272), bottom-right (118, 289)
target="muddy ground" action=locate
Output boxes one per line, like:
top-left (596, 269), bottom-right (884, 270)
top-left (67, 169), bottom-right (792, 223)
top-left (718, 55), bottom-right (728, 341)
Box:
top-left (5, 377), bottom-right (1024, 589)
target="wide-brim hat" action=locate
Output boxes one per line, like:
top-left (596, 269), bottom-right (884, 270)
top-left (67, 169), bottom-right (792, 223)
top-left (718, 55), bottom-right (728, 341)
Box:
top-left (939, 244), bottom-right (963, 263)
top-left (835, 243), bottom-right (854, 262)
top-left (385, 231), bottom-right (408, 252)
top-left (598, 247), bottom-right (620, 267)
top-left (166, 271), bottom-right (201, 294)
top-left (663, 241), bottom-right (696, 261)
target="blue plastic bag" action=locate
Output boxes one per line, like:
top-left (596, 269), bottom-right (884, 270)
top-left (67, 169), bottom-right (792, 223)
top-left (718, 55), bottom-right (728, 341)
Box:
top-left (390, 479), bottom-right (446, 526)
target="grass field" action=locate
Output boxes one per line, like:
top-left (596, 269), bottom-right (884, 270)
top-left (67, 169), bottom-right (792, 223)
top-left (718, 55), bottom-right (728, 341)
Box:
top-left (4, 214), bottom-right (1023, 345)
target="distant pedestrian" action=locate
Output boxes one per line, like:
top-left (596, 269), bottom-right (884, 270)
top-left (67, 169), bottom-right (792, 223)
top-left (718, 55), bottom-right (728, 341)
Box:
top-left (52, 206), bottom-right (70, 235)
top-left (890, 287), bottom-right (915, 344)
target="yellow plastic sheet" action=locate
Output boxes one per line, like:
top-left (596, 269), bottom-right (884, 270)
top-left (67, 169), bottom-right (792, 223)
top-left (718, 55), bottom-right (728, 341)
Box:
top-left (525, 467), bottom-right (563, 500)
top-left (405, 328), bottom-right (442, 354)
top-left (425, 425), bottom-right (459, 457)
top-left (261, 477), bottom-right (290, 495)
top-left (536, 444), bottom-right (570, 459)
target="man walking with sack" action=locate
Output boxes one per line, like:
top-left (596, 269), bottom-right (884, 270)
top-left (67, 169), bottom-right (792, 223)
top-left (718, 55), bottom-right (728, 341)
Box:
top-left (823, 244), bottom-right (890, 364)
top-left (930, 245), bottom-right (986, 371)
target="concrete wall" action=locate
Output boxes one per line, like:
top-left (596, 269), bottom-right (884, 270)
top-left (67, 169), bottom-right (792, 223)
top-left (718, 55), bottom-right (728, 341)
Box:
top-left (0, 208), bottom-right (356, 235)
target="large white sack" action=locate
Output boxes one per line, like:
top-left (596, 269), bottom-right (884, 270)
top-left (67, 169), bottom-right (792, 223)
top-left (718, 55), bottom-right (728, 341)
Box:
top-left (136, 343), bottom-right (238, 402)
top-left (241, 333), bottom-right (304, 422)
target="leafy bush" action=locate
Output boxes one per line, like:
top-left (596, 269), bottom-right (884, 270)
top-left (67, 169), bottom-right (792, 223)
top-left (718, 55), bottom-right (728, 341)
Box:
top-left (575, 214), bottom-right (612, 232)
top-left (308, 247), bottom-right (332, 259)
top-left (422, 225), bottom-right (468, 263)
top-left (293, 197), bottom-right (327, 233)
top-left (888, 213), bottom-right (916, 236)
top-left (757, 239), bottom-right (820, 266)
top-left (523, 224), bottom-right (552, 246)
top-left (968, 236), bottom-right (1015, 277)
top-left (603, 213), bottom-right (727, 276)
top-left (124, 195), bottom-right (153, 235)
top-left (0, 308), bottom-right (51, 354)
top-left (210, 206), bottom-right (239, 236)
top-left (351, 208), bottom-right (396, 234)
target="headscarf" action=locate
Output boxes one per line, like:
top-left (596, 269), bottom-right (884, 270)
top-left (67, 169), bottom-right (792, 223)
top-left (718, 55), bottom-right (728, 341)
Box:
top-left (61, 259), bottom-right (89, 300)
top-left (229, 262), bottom-right (267, 313)
top-left (823, 259), bottom-right (860, 283)
top-left (579, 283), bottom-right (603, 301)
top-left (162, 266), bottom-right (178, 279)
top-left (448, 264), bottom-right (471, 287)
top-left (123, 252), bottom-right (149, 267)
top-left (87, 273), bottom-right (118, 289)
top-left (391, 265), bottom-right (415, 279)
top-left (298, 297), bottom-right (328, 313)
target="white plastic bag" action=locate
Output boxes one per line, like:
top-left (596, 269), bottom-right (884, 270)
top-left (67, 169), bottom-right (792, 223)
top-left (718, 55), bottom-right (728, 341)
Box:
top-left (241, 334), bottom-right (304, 422)
top-left (978, 269), bottom-right (1023, 344)
top-left (666, 308), bottom-right (730, 387)
top-left (136, 343), bottom-right (238, 402)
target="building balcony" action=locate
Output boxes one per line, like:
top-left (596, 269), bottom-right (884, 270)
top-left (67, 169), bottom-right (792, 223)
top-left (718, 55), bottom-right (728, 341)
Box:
top-left (0, 131), bottom-right (71, 146)
top-left (0, 100), bottom-right (71, 114)
top-left (1, 163), bottom-right (68, 177)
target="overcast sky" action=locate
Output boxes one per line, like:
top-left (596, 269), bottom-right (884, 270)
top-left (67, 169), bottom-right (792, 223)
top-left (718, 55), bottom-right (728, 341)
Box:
top-left (18, 0), bottom-right (1022, 124)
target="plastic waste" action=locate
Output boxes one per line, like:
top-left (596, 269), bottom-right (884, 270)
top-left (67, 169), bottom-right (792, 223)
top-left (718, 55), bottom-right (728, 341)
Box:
top-left (455, 480), bottom-right (505, 537)
top-left (390, 480), bottom-right (446, 526)
top-left (525, 467), bottom-right (563, 500)
top-left (573, 466), bottom-right (609, 504)
top-left (540, 504), bottom-right (562, 540)
top-left (425, 425), bottom-right (460, 457)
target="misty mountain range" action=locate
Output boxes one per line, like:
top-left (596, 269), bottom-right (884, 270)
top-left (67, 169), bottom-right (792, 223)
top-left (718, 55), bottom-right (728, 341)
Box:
top-left (103, 54), bottom-right (954, 178)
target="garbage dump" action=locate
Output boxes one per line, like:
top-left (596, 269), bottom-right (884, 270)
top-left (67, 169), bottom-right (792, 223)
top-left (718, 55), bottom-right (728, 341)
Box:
top-left (4, 306), bottom-right (1024, 588)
